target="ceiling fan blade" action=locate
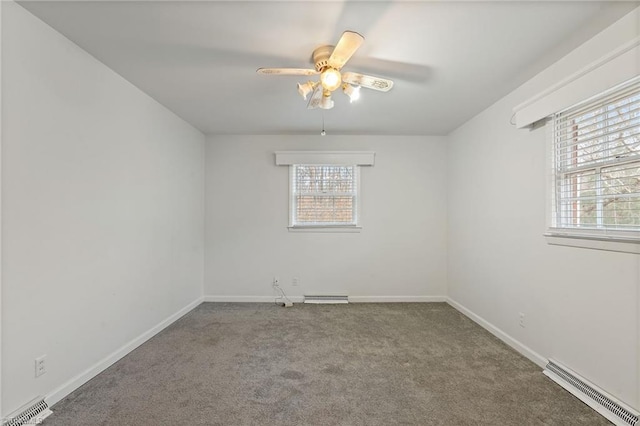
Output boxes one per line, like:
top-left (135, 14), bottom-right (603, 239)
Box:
top-left (347, 57), bottom-right (430, 83)
top-left (307, 84), bottom-right (323, 109)
top-left (328, 31), bottom-right (364, 70)
top-left (342, 71), bottom-right (394, 92)
top-left (257, 68), bottom-right (318, 76)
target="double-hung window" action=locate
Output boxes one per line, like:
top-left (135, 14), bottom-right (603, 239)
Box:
top-left (290, 164), bottom-right (359, 228)
top-left (550, 79), bottom-right (640, 242)
top-left (275, 151), bottom-right (374, 231)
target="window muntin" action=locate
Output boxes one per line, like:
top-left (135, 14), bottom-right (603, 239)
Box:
top-left (553, 80), bottom-right (640, 233)
top-left (290, 164), bottom-right (358, 227)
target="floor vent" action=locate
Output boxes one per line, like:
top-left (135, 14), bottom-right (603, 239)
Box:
top-left (3, 397), bottom-right (52, 426)
top-left (544, 359), bottom-right (638, 426)
top-left (304, 295), bottom-right (349, 304)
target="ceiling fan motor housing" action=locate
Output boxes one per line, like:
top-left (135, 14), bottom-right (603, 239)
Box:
top-left (312, 45), bottom-right (334, 72)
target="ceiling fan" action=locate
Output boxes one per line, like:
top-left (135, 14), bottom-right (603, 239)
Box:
top-left (257, 31), bottom-right (394, 110)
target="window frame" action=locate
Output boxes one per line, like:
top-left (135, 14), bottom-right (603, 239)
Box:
top-left (288, 164), bottom-right (362, 233)
top-left (545, 77), bottom-right (640, 253)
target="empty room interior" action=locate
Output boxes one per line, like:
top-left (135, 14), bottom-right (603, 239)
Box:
top-left (2, 0), bottom-right (640, 425)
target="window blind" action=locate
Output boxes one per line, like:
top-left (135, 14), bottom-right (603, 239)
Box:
top-left (553, 78), bottom-right (640, 232)
top-left (291, 165), bottom-right (358, 226)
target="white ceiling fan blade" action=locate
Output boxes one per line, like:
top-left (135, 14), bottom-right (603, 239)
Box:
top-left (347, 57), bottom-right (430, 83)
top-left (307, 84), bottom-right (323, 109)
top-left (342, 71), bottom-right (394, 92)
top-left (257, 68), bottom-right (318, 76)
top-left (328, 31), bottom-right (364, 70)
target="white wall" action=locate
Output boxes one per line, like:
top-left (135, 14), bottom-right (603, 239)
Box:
top-left (1, 2), bottom-right (205, 415)
top-left (0, 1), bottom-right (4, 418)
top-left (205, 135), bottom-right (447, 301)
top-left (3, 0), bottom-right (636, 419)
top-left (447, 8), bottom-right (640, 409)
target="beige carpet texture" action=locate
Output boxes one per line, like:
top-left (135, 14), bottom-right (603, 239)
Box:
top-left (43, 303), bottom-right (610, 425)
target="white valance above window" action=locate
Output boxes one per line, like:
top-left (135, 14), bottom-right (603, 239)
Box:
top-left (274, 151), bottom-right (376, 166)
top-left (513, 36), bottom-right (640, 129)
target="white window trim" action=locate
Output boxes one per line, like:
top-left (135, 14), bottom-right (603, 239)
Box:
top-left (287, 164), bottom-right (362, 233)
top-left (544, 231), bottom-right (640, 254)
top-left (543, 81), bottom-right (640, 254)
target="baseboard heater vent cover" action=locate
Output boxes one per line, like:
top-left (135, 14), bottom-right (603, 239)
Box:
top-left (304, 295), bottom-right (349, 304)
top-left (544, 359), bottom-right (638, 426)
top-left (3, 397), bottom-right (52, 426)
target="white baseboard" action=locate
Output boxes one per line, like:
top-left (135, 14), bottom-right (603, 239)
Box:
top-left (45, 296), bottom-right (204, 407)
top-left (446, 297), bottom-right (547, 368)
top-left (203, 295), bottom-right (446, 303)
top-left (203, 295), bottom-right (304, 303)
top-left (348, 296), bottom-right (447, 303)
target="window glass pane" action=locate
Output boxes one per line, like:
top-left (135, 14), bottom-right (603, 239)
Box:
top-left (559, 170), bottom-right (597, 227)
top-left (601, 163), bottom-right (640, 229)
top-left (606, 96), bottom-right (640, 160)
top-left (558, 93), bottom-right (640, 170)
top-left (296, 165), bottom-right (354, 194)
top-left (292, 165), bottom-right (357, 226)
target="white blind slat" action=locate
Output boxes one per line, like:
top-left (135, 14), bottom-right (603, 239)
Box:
top-left (555, 112), bottom-right (640, 143)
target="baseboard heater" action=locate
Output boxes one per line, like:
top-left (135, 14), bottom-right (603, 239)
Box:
top-left (544, 359), bottom-right (638, 426)
top-left (2, 397), bottom-right (52, 426)
top-left (304, 295), bottom-right (349, 304)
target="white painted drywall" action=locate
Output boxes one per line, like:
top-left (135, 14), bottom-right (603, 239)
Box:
top-left (0, 0), bottom-right (4, 419)
top-left (1, 2), bottom-right (205, 416)
top-left (205, 135), bottom-right (447, 301)
top-left (447, 7), bottom-right (640, 409)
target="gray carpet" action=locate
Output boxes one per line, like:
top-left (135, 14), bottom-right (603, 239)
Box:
top-left (44, 303), bottom-right (610, 425)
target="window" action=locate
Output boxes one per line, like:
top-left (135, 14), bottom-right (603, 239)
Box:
top-left (550, 78), bottom-right (640, 241)
top-left (274, 151), bottom-right (374, 232)
top-left (290, 164), bottom-right (359, 228)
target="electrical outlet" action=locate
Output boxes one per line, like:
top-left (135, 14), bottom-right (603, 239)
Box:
top-left (519, 312), bottom-right (525, 328)
top-left (35, 355), bottom-right (46, 377)
top-left (292, 277), bottom-right (299, 286)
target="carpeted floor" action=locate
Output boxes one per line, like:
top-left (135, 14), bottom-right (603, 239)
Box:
top-left (43, 303), bottom-right (610, 425)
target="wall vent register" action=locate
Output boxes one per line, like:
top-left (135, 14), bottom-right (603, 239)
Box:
top-left (544, 360), bottom-right (638, 426)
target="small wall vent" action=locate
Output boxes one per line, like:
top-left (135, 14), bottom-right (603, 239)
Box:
top-left (304, 295), bottom-right (349, 304)
top-left (544, 359), bottom-right (638, 426)
top-left (2, 397), bottom-right (52, 426)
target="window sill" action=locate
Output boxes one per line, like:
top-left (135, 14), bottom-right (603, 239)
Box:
top-left (544, 231), bottom-right (640, 254)
top-left (288, 226), bottom-right (362, 233)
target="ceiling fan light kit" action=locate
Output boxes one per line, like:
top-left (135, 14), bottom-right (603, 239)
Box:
top-left (257, 30), bottom-right (394, 110)
top-left (342, 83), bottom-right (360, 103)
top-left (320, 92), bottom-right (334, 110)
top-left (320, 68), bottom-right (342, 92)
top-left (297, 81), bottom-right (316, 100)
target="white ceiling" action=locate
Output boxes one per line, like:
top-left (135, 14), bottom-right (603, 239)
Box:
top-left (18, 1), bottom-right (639, 135)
